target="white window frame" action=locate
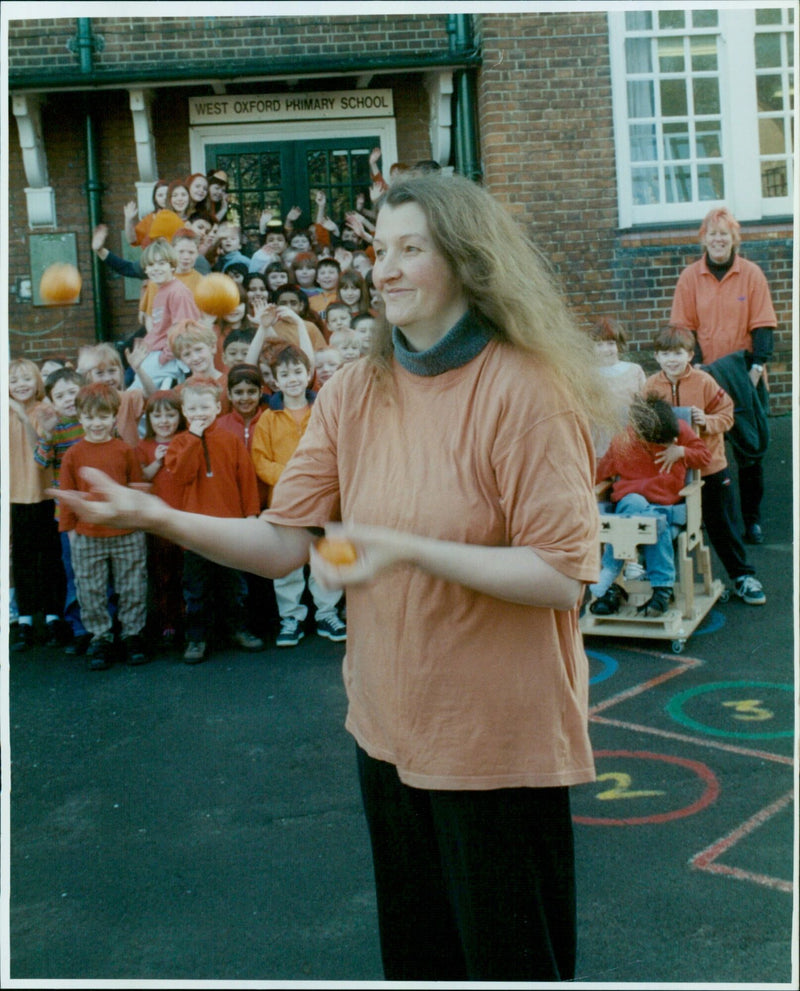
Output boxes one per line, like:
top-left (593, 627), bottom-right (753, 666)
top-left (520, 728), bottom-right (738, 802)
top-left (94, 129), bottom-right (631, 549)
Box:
top-left (609, 6), bottom-right (795, 228)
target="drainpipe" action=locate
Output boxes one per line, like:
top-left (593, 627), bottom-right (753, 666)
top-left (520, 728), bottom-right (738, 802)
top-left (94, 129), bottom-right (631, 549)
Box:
top-left (85, 112), bottom-right (108, 340)
top-left (448, 14), bottom-right (482, 182)
top-left (72, 19), bottom-right (109, 340)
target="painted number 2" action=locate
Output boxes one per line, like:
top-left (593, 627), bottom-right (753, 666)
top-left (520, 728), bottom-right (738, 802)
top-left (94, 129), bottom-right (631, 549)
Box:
top-left (722, 699), bottom-right (773, 722)
top-left (595, 772), bottom-right (666, 801)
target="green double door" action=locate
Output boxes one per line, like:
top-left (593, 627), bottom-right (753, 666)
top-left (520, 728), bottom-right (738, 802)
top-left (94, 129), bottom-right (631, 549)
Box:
top-left (206, 136), bottom-right (378, 245)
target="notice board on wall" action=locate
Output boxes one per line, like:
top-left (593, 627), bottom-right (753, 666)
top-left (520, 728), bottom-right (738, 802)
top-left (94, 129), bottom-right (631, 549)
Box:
top-left (29, 232), bottom-right (80, 307)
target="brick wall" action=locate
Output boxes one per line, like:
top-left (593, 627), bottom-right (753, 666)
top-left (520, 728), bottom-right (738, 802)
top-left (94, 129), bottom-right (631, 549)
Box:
top-left (7, 74), bottom-right (433, 364)
top-left (475, 12), bottom-right (793, 413)
top-left (8, 15), bottom-right (452, 79)
top-left (7, 12), bottom-right (794, 411)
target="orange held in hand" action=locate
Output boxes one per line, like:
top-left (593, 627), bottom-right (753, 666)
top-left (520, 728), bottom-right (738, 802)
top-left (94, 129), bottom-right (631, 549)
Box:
top-left (316, 537), bottom-right (358, 566)
top-left (194, 272), bottom-right (241, 317)
top-left (39, 263), bottom-right (82, 304)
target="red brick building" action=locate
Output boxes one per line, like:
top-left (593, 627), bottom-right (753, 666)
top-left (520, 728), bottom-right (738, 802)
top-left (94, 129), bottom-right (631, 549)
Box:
top-left (5, 8), bottom-right (795, 409)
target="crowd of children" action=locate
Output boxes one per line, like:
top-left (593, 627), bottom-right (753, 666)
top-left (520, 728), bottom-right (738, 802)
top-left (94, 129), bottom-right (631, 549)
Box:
top-left (8, 162), bottom-right (390, 667)
top-left (8, 166), bottom-right (769, 668)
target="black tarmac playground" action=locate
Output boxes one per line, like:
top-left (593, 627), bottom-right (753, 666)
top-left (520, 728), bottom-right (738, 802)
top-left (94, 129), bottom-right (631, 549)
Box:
top-left (3, 413), bottom-right (796, 987)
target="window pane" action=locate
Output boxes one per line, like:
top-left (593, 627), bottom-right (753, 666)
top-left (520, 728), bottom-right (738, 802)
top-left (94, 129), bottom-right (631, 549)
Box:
top-left (659, 10), bottom-right (685, 30)
top-left (216, 155), bottom-right (237, 184)
top-left (240, 192), bottom-right (262, 230)
top-left (663, 123), bottom-right (690, 160)
top-left (658, 37), bottom-right (684, 73)
top-left (627, 79), bottom-right (655, 117)
top-left (330, 151), bottom-right (351, 184)
top-left (306, 150), bottom-right (328, 186)
top-left (665, 163), bottom-right (692, 202)
top-left (756, 74), bottom-right (785, 112)
top-left (260, 152), bottom-right (281, 187)
top-left (755, 33), bottom-right (782, 69)
top-left (630, 123), bottom-right (657, 160)
top-left (698, 163), bottom-right (724, 200)
top-left (692, 10), bottom-right (718, 29)
top-left (239, 154), bottom-right (259, 189)
top-left (626, 11), bottom-right (652, 31)
top-left (759, 116), bottom-right (786, 155)
top-left (626, 36), bottom-right (652, 73)
top-left (693, 77), bottom-right (720, 115)
top-left (661, 79), bottom-right (688, 116)
top-left (690, 35), bottom-right (717, 71)
top-left (755, 9), bottom-right (782, 26)
top-left (696, 122), bottom-right (722, 158)
top-left (631, 167), bottom-right (659, 204)
top-left (762, 162), bottom-right (788, 197)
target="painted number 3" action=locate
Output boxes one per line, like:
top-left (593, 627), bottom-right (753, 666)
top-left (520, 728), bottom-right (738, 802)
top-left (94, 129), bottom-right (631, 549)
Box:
top-left (722, 699), bottom-right (773, 722)
top-left (595, 772), bottom-right (665, 801)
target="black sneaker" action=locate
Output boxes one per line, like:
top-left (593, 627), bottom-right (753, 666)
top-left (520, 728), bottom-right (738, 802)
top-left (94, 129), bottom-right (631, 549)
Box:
top-left (637, 586), bottom-right (673, 616)
top-left (87, 637), bottom-right (113, 671)
top-left (45, 619), bottom-right (69, 647)
top-left (590, 584), bottom-right (629, 616)
top-left (65, 633), bottom-right (92, 657)
top-left (276, 618), bottom-right (304, 647)
top-left (316, 614), bottom-right (347, 642)
top-left (744, 523), bottom-right (764, 545)
top-left (122, 634), bottom-right (149, 666)
top-left (12, 624), bottom-right (34, 652)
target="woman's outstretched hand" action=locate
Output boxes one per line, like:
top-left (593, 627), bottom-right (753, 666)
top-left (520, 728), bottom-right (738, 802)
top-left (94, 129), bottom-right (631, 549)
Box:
top-left (48, 468), bottom-right (166, 532)
top-left (309, 523), bottom-right (410, 591)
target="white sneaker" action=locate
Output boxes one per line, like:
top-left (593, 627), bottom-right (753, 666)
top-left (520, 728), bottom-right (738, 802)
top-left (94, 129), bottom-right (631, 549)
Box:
top-left (734, 575), bottom-right (766, 606)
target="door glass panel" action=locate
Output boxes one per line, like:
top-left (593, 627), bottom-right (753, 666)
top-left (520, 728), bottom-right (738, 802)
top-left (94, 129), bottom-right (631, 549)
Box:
top-left (208, 136), bottom-right (380, 247)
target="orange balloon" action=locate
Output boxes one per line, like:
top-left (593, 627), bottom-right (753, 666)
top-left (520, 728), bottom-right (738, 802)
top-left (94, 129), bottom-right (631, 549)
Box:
top-left (194, 272), bottom-right (241, 317)
top-left (316, 537), bottom-right (358, 566)
top-left (39, 263), bottom-right (82, 304)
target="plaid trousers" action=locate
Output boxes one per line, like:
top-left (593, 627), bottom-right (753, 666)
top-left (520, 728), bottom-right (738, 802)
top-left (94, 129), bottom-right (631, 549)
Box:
top-left (71, 531), bottom-right (147, 639)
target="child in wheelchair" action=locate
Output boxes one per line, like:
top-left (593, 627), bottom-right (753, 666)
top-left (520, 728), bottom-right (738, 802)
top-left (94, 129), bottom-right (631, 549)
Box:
top-left (589, 393), bottom-right (711, 617)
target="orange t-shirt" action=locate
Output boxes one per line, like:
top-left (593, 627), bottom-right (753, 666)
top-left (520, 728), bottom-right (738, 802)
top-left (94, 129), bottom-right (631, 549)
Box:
top-left (263, 341), bottom-right (598, 790)
top-left (670, 253), bottom-right (777, 364)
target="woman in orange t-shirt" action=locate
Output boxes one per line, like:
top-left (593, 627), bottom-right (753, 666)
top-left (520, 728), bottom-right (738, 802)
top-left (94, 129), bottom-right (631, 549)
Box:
top-left (56, 172), bottom-right (616, 984)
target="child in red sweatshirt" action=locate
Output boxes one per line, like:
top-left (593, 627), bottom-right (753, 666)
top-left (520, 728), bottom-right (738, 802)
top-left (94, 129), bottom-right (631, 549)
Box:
top-left (165, 377), bottom-right (263, 663)
top-left (589, 392), bottom-right (711, 618)
top-left (58, 383), bottom-right (147, 669)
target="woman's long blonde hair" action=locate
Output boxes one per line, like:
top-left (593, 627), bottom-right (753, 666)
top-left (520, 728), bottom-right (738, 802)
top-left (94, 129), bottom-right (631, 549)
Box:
top-left (368, 171), bottom-right (614, 428)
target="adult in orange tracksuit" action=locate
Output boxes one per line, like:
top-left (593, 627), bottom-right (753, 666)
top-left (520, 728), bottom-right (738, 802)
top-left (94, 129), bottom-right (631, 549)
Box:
top-left (669, 206), bottom-right (777, 544)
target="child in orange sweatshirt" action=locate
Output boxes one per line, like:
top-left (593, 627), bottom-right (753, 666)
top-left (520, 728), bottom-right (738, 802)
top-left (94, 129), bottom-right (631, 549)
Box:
top-left (250, 345), bottom-right (345, 647)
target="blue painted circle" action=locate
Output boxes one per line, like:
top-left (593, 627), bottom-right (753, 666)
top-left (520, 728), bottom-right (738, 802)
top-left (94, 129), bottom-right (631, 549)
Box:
top-left (587, 649), bottom-right (618, 685)
top-left (692, 609), bottom-right (726, 636)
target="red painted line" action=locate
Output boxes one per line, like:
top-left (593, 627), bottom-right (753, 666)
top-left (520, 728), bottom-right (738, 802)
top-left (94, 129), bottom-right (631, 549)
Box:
top-left (573, 750), bottom-right (719, 826)
top-left (589, 655), bottom-right (702, 717)
top-left (690, 789), bottom-right (795, 893)
top-left (590, 714), bottom-right (795, 766)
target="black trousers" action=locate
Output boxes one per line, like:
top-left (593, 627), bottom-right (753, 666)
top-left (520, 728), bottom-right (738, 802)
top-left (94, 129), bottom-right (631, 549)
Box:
top-left (182, 550), bottom-right (245, 642)
top-left (701, 468), bottom-right (754, 580)
top-left (732, 450), bottom-right (764, 529)
top-left (356, 745), bottom-right (577, 982)
top-left (10, 501), bottom-right (66, 619)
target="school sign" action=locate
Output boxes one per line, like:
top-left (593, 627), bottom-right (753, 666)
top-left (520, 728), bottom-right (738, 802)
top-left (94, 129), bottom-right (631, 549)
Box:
top-left (189, 90), bottom-right (394, 125)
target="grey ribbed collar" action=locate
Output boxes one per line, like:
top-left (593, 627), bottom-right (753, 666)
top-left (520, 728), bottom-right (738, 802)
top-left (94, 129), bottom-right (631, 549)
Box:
top-left (392, 309), bottom-right (496, 377)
